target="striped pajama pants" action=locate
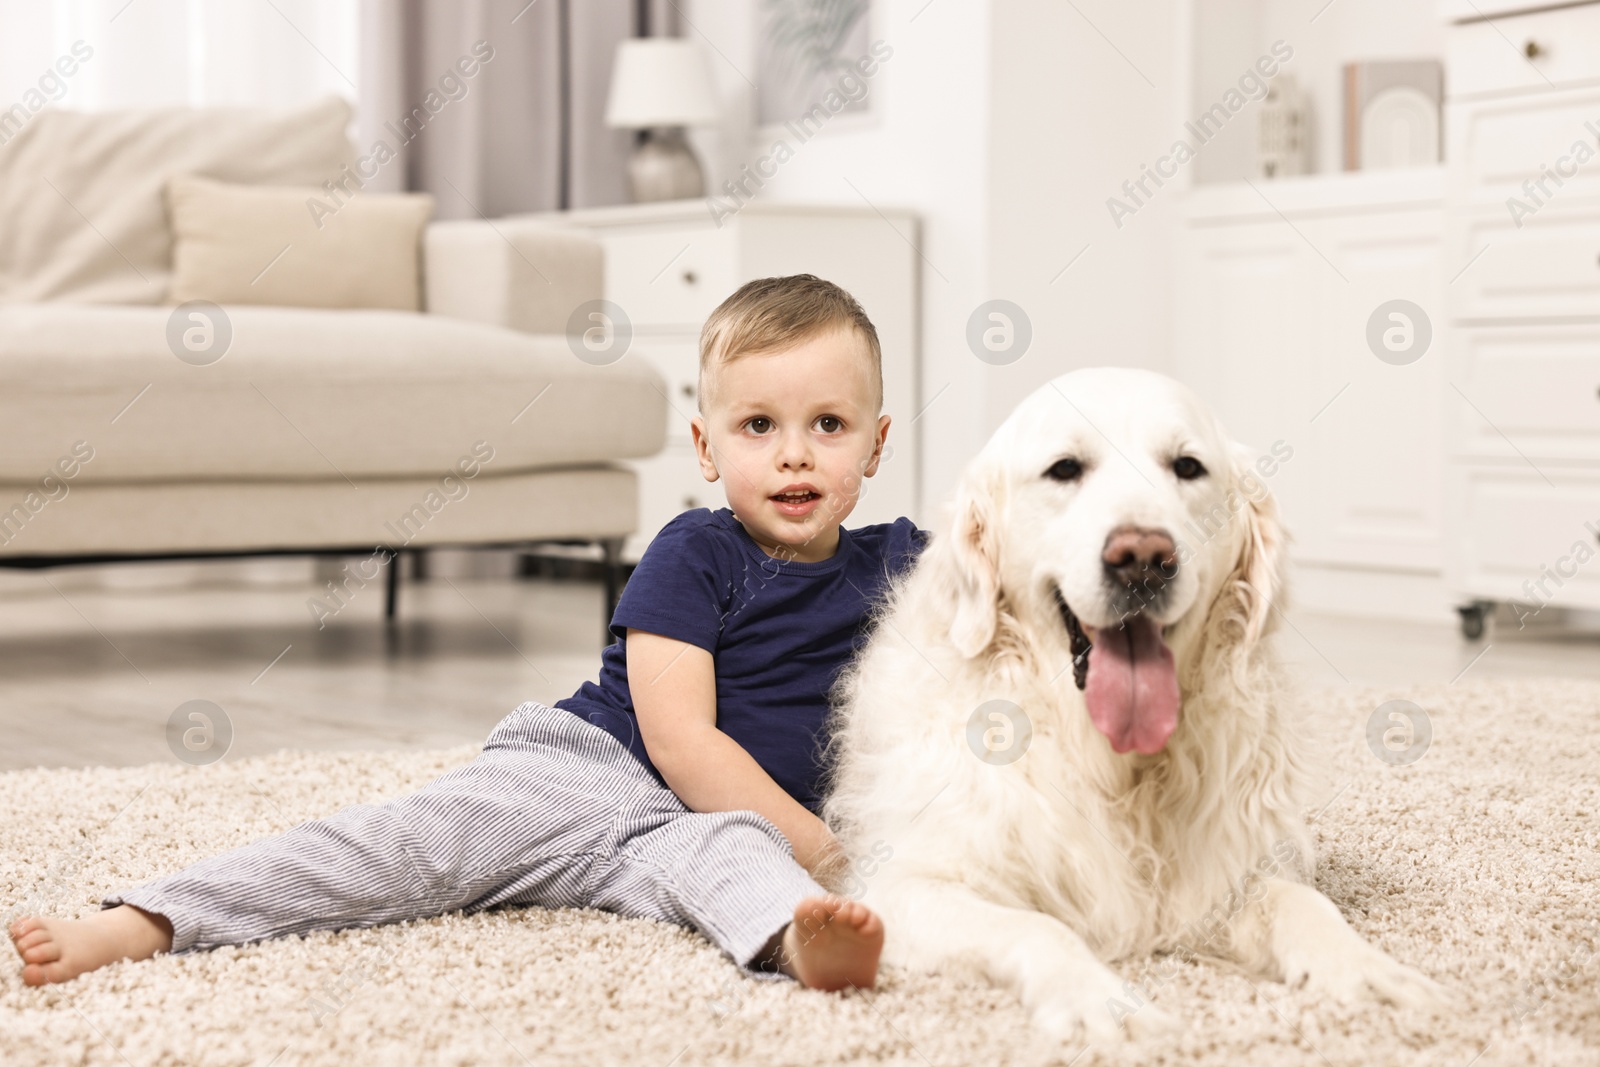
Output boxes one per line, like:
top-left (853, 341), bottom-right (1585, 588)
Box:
top-left (102, 700), bottom-right (827, 982)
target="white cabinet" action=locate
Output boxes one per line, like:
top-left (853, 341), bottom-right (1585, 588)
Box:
top-left (531, 201), bottom-right (920, 561)
top-left (1176, 0), bottom-right (1600, 632)
top-left (1446, 84), bottom-right (1600, 210)
top-left (1443, 1), bottom-right (1600, 98)
top-left (1448, 324), bottom-right (1600, 463)
top-left (1446, 205), bottom-right (1600, 322)
top-left (1445, 1), bottom-right (1600, 632)
top-left (1306, 211), bottom-right (1448, 572)
top-left (1448, 467), bottom-right (1600, 611)
top-left (1174, 175), bottom-right (1446, 583)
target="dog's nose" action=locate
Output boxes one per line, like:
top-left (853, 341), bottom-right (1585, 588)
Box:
top-left (1101, 525), bottom-right (1178, 591)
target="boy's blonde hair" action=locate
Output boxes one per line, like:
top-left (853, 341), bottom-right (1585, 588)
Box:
top-left (697, 275), bottom-right (883, 413)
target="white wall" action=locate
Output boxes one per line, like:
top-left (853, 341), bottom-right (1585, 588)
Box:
top-left (684, 0), bottom-right (1184, 521)
top-left (684, 0), bottom-right (995, 522)
top-left (985, 0), bottom-right (1183, 428)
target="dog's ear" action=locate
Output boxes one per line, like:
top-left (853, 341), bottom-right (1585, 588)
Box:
top-left (947, 467), bottom-right (1004, 658)
top-left (1224, 442), bottom-right (1287, 646)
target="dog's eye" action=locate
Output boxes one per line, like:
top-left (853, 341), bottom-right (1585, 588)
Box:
top-left (1044, 457), bottom-right (1083, 482)
top-left (1172, 456), bottom-right (1207, 480)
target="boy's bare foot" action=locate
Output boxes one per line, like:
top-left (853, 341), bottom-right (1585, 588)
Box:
top-left (771, 894), bottom-right (883, 991)
top-left (9, 906), bottom-right (174, 986)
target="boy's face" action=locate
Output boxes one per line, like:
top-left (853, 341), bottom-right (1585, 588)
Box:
top-left (689, 326), bottom-right (891, 564)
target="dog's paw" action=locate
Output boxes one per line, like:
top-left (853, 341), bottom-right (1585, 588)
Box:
top-left (1285, 942), bottom-right (1453, 1010)
top-left (1029, 969), bottom-right (1182, 1046)
top-left (1118, 1000), bottom-right (1182, 1041)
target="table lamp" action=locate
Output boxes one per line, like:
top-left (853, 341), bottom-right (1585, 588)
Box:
top-left (605, 38), bottom-right (720, 202)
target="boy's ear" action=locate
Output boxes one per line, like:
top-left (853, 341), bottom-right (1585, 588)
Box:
top-left (861, 414), bottom-right (891, 479)
top-left (690, 415), bottom-right (720, 482)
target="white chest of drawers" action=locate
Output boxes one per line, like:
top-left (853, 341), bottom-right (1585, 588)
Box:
top-left (1444, 0), bottom-right (1600, 635)
top-left (531, 200), bottom-right (921, 562)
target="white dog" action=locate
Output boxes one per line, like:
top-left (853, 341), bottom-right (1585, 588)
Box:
top-left (821, 367), bottom-right (1446, 1043)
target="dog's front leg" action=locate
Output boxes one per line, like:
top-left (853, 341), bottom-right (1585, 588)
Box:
top-left (1227, 877), bottom-right (1450, 1008)
top-left (868, 875), bottom-right (1178, 1043)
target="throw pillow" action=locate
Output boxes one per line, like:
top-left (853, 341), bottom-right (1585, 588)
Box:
top-left (166, 175), bottom-right (434, 311)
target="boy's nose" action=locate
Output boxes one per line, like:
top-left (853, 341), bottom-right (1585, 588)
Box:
top-left (777, 431), bottom-right (813, 468)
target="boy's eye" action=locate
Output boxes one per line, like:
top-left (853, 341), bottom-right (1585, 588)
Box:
top-left (816, 415), bottom-right (843, 433)
top-left (747, 417), bottom-right (772, 434)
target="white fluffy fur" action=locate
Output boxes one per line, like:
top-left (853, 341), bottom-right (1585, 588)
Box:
top-left (822, 368), bottom-right (1447, 1043)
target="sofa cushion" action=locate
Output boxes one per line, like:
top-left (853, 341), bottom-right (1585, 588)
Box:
top-left (0, 305), bottom-right (668, 483)
top-left (167, 176), bottom-right (434, 311)
top-left (0, 96), bottom-right (356, 306)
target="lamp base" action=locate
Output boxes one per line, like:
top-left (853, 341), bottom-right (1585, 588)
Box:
top-left (626, 127), bottom-right (705, 202)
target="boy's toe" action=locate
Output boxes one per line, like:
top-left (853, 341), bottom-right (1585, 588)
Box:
top-left (20, 935), bottom-right (61, 963)
top-left (22, 957), bottom-right (76, 986)
top-left (15, 929), bottom-right (53, 955)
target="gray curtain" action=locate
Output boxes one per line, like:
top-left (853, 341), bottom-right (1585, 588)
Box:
top-left (358, 0), bottom-right (680, 216)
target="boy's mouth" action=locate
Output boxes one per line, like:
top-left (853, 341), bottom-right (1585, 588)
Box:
top-left (771, 485), bottom-right (823, 516)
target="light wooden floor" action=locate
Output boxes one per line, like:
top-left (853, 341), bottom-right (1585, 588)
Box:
top-left (1, 561), bottom-right (1595, 772)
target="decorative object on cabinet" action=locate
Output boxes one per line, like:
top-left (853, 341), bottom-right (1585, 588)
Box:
top-left (605, 38), bottom-right (721, 202)
top-left (1259, 73), bottom-right (1312, 178)
top-left (1343, 59), bottom-right (1443, 171)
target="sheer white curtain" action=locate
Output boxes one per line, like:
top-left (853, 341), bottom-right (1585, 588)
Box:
top-left (0, 0), bottom-right (360, 112)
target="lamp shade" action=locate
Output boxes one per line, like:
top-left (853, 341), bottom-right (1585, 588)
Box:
top-left (605, 38), bottom-right (720, 129)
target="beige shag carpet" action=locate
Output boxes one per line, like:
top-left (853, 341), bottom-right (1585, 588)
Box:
top-left (3, 679), bottom-right (1598, 1067)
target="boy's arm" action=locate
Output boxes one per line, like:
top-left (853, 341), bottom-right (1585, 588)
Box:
top-left (625, 627), bottom-right (846, 887)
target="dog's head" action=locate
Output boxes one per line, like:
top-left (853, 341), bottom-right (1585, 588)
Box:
top-left (942, 367), bottom-right (1286, 756)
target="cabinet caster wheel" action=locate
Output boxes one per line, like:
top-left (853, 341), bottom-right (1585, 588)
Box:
top-left (1457, 601), bottom-right (1492, 640)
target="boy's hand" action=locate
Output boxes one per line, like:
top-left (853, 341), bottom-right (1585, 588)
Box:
top-left (797, 819), bottom-right (853, 894)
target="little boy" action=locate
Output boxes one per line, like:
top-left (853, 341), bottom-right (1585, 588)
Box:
top-left (9, 274), bottom-right (929, 993)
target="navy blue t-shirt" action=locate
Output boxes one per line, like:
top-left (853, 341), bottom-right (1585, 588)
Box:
top-left (554, 507), bottom-right (930, 813)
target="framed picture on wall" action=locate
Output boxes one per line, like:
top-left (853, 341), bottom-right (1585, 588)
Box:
top-left (755, 0), bottom-right (883, 138)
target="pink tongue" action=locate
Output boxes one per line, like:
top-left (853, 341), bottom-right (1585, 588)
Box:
top-left (1083, 616), bottom-right (1180, 754)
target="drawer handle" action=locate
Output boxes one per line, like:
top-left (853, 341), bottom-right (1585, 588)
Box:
top-left (680, 383), bottom-right (696, 398)
top-left (682, 269), bottom-right (698, 286)
top-left (682, 495), bottom-right (700, 509)
top-left (1524, 39), bottom-right (1543, 59)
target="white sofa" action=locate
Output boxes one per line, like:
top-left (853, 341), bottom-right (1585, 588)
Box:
top-left (0, 97), bottom-right (666, 620)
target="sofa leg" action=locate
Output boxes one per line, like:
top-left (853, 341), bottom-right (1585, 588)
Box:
top-left (600, 537), bottom-right (625, 643)
top-left (385, 550), bottom-right (401, 621)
